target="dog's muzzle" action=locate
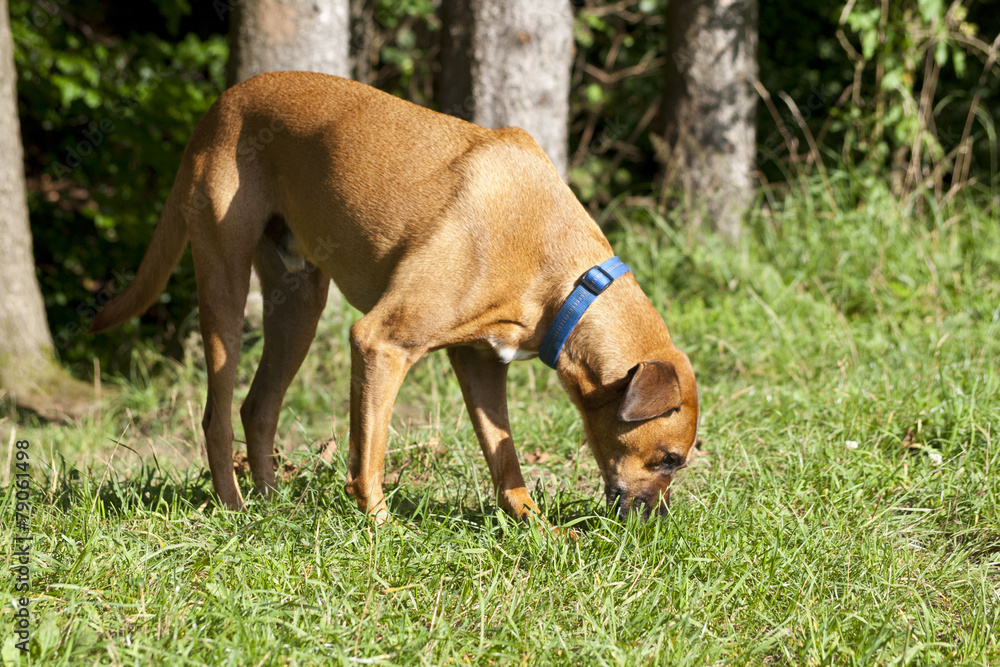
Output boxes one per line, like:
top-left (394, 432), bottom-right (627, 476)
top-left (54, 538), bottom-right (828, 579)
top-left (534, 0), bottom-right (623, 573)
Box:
top-left (606, 483), bottom-right (671, 520)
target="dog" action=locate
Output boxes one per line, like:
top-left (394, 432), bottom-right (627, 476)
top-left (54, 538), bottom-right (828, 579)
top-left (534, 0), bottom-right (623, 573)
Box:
top-left (90, 71), bottom-right (699, 521)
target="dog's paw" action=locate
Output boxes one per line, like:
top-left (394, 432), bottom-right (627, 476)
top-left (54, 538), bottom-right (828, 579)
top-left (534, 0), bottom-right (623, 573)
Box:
top-left (553, 528), bottom-right (580, 541)
top-left (522, 512), bottom-right (579, 540)
top-left (368, 509), bottom-right (393, 526)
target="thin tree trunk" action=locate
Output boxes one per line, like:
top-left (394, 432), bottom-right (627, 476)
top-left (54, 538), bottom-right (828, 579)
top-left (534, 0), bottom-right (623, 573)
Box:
top-left (439, 0), bottom-right (574, 179)
top-left (0, 0), bottom-right (51, 385)
top-left (661, 0), bottom-right (758, 242)
top-left (227, 0), bottom-right (350, 323)
top-left (0, 0), bottom-right (95, 416)
top-left (228, 0), bottom-right (350, 85)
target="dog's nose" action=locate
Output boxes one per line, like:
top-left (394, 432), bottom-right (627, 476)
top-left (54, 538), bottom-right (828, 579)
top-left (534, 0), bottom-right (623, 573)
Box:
top-left (643, 486), bottom-right (671, 518)
top-left (605, 483), bottom-right (627, 513)
top-left (606, 484), bottom-right (671, 520)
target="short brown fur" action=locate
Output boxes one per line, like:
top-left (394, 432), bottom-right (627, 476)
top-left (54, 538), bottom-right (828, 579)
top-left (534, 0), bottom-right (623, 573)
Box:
top-left (91, 72), bottom-right (699, 520)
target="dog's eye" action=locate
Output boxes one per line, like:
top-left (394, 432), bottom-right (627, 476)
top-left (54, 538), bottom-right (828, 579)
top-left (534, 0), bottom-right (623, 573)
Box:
top-left (652, 451), bottom-right (685, 474)
top-left (660, 452), bottom-right (686, 474)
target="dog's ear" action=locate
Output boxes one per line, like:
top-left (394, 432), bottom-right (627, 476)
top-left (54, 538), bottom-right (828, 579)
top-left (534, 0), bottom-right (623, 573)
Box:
top-left (618, 361), bottom-right (683, 422)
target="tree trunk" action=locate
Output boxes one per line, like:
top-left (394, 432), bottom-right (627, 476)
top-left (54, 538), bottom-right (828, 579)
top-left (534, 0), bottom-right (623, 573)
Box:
top-left (0, 0), bottom-right (95, 417)
top-left (228, 0), bottom-right (350, 85)
top-left (438, 0), bottom-right (574, 179)
top-left (227, 0), bottom-right (350, 323)
top-left (0, 0), bottom-right (51, 377)
top-left (660, 0), bottom-right (758, 242)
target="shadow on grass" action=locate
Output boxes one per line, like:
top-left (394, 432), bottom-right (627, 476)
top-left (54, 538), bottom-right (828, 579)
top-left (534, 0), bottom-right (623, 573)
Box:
top-left (40, 452), bottom-right (625, 542)
top-left (47, 458), bottom-right (217, 515)
top-left (0, 397), bottom-right (56, 428)
top-left (270, 456), bottom-right (621, 538)
top-left (383, 484), bottom-right (611, 535)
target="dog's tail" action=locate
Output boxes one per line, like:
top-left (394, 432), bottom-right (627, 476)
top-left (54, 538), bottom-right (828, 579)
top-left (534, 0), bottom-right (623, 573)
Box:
top-left (89, 183), bottom-right (189, 334)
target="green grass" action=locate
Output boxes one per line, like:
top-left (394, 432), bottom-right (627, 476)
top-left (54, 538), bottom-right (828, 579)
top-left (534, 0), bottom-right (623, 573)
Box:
top-left (3, 182), bottom-right (1000, 665)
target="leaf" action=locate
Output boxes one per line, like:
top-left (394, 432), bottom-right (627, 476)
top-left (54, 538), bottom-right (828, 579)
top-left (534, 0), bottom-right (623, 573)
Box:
top-left (524, 451), bottom-right (551, 464)
top-left (584, 12), bottom-right (608, 33)
top-left (917, 0), bottom-right (945, 24)
top-left (881, 68), bottom-right (903, 92)
top-left (51, 74), bottom-right (84, 108)
top-left (2, 636), bottom-right (19, 665)
top-left (397, 27), bottom-right (416, 50)
top-left (861, 30), bottom-right (877, 61)
top-left (585, 83), bottom-right (604, 105)
top-left (83, 89), bottom-right (102, 109)
top-left (933, 39), bottom-right (948, 68)
top-left (952, 49), bottom-right (966, 77)
top-left (573, 21), bottom-right (594, 48)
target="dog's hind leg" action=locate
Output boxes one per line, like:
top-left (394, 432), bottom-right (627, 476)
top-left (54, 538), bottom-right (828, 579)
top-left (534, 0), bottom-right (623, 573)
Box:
top-left (447, 346), bottom-right (539, 520)
top-left (240, 233), bottom-right (330, 498)
top-left (189, 189), bottom-right (259, 511)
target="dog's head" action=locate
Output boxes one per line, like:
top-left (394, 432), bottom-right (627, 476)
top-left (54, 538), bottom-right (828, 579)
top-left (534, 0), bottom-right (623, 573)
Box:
top-left (578, 355), bottom-right (699, 519)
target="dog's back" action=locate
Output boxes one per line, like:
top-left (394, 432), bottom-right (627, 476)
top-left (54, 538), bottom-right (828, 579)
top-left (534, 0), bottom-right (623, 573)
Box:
top-left (183, 71), bottom-right (589, 313)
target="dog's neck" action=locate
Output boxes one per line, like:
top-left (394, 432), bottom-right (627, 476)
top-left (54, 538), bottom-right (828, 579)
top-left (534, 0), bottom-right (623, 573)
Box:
top-left (553, 277), bottom-right (674, 410)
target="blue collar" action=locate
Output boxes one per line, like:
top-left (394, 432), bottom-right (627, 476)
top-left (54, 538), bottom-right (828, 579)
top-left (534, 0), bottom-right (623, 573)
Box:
top-left (539, 256), bottom-right (632, 369)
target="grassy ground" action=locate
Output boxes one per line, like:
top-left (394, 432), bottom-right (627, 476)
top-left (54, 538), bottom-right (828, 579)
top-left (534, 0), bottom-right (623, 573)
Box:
top-left (3, 183), bottom-right (1000, 665)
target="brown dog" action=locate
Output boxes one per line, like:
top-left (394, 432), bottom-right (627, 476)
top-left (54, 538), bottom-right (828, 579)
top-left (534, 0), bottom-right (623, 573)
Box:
top-left (91, 71), bottom-right (699, 521)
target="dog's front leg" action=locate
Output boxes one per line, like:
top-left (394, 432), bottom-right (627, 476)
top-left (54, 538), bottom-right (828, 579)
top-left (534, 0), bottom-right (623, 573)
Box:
top-left (447, 347), bottom-right (539, 520)
top-left (344, 317), bottom-right (419, 522)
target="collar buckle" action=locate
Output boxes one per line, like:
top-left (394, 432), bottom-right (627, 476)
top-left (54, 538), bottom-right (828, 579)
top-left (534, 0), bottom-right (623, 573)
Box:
top-left (580, 265), bottom-right (615, 294)
top-left (538, 256), bottom-right (632, 369)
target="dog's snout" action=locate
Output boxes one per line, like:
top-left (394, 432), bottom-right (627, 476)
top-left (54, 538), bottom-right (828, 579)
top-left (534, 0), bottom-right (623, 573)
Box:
top-left (606, 483), bottom-right (627, 510)
top-left (606, 483), bottom-right (670, 520)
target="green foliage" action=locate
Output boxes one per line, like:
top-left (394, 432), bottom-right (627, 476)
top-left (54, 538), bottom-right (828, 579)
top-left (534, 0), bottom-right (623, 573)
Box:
top-left (357, 0), bottom-right (439, 104)
top-left (835, 0), bottom-right (981, 187)
top-left (568, 0), bottom-right (999, 209)
top-left (569, 2), bottom-right (668, 211)
top-left (758, 0), bottom-right (999, 198)
top-left (11, 0), bottom-right (1000, 371)
top-left (11, 0), bottom-right (227, 374)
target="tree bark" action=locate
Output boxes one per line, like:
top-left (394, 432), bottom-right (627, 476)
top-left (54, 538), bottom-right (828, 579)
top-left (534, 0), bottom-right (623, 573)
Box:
top-left (228, 0), bottom-right (351, 85)
top-left (227, 0), bottom-right (350, 323)
top-left (438, 0), bottom-right (574, 179)
top-left (0, 0), bottom-right (53, 380)
top-left (0, 0), bottom-right (51, 385)
top-left (0, 0), bottom-right (95, 416)
top-left (661, 0), bottom-right (758, 242)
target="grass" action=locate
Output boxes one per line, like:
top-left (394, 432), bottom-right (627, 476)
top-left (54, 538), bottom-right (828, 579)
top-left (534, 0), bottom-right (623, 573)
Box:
top-left (3, 181), bottom-right (1000, 665)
